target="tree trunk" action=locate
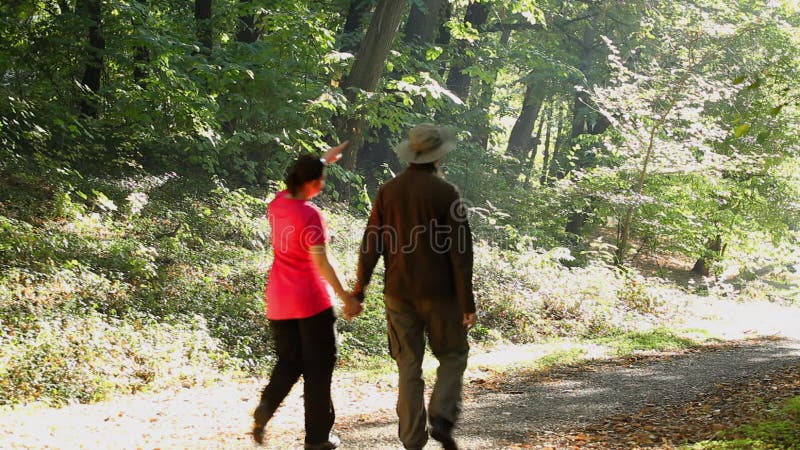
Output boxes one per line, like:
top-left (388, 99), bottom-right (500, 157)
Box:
top-left (195, 0), bottom-right (213, 53)
top-left (222, 0), bottom-right (261, 134)
top-left (357, 0), bottom-right (448, 177)
top-left (445, 1), bottom-right (490, 102)
top-left (340, 0), bottom-right (374, 53)
top-left (552, 18), bottom-right (598, 180)
top-left (235, 0), bottom-right (262, 43)
top-left (132, 0), bottom-right (149, 87)
top-left (470, 28), bottom-right (510, 150)
top-left (336, 0), bottom-right (406, 171)
top-left (560, 15), bottom-right (614, 237)
top-left (133, 46), bottom-right (150, 87)
top-left (692, 235), bottom-right (725, 276)
top-left (506, 81), bottom-right (544, 160)
top-left (523, 103), bottom-right (549, 187)
top-left (543, 103), bottom-right (565, 185)
top-left (404, 0), bottom-right (445, 43)
top-left (435, 0), bottom-right (451, 48)
top-left (77, 0), bottom-right (104, 117)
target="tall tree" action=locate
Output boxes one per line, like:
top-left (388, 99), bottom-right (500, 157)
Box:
top-left (339, 0), bottom-right (375, 52)
top-left (335, 0), bottom-right (407, 171)
top-left (77, 0), bottom-right (104, 117)
top-left (195, 0), bottom-right (213, 53)
top-left (235, 0), bottom-right (262, 43)
top-left (133, 0), bottom-right (150, 87)
top-left (356, 0), bottom-right (451, 178)
top-left (506, 78), bottom-right (545, 160)
top-left (445, 1), bottom-right (491, 102)
top-left (404, 0), bottom-right (447, 43)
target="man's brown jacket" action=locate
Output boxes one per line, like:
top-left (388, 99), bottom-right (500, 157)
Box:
top-left (353, 164), bottom-right (475, 314)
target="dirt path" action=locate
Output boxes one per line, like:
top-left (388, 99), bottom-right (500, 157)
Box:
top-left (2, 299), bottom-right (799, 449)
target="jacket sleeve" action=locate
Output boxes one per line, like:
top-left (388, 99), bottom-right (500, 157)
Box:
top-left (447, 190), bottom-right (476, 314)
top-left (353, 188), bottom-right (383, 302)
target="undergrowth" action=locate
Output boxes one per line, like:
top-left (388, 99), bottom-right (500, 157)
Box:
top-left (683, 395), bottom-right (800, 450)
top-left (0, 161), bottom-right (787, 407)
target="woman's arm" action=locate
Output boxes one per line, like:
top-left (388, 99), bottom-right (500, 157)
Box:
top-left (310, 244), bottom-right (363, 319)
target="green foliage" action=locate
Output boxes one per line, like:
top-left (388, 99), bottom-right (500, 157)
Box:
top-left (2, 0), bottom-right (799, 412)
top-left (682, 395), bottom-right (800, 450)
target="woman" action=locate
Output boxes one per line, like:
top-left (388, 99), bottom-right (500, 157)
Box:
top-left (253, 142), bottom-right (362, 449)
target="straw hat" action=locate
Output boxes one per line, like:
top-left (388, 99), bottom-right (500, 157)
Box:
top-left (394, 123), bottom-right (457, 164)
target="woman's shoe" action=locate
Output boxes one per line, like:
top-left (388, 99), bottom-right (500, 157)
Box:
top-left (304, 433), bottom-right (340, 449)
top-left (252, 401), bottom-right (274, 445)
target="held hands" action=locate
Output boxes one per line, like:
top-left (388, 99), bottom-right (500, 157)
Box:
top-left (322, 141), bottom-right (349, 165)
top-left (341, 295), bottom-right (363, 321)
top-left (463, 312), bottom-right (477, 329)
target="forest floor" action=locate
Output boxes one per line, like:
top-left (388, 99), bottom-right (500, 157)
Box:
top-left (1, 296), bottom-right (799, 450)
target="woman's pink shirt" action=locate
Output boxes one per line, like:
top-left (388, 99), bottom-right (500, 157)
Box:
top-left (264, 191), bottom-right (332, 320)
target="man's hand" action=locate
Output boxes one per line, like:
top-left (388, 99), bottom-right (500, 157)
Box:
top-left (322, 141), bottom-right (349, 165)
top-left (341, 295), bottom-right (363, 321)
top-left (463, 312), bottom-right (477, 329)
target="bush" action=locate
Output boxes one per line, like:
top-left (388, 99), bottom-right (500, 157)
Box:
top-left (0, 312), bottom-right (235, 406)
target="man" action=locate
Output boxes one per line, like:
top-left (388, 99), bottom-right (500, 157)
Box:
top-left (352, 123), bottom-right (477, 450)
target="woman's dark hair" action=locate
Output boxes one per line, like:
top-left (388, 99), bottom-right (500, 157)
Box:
top-left (286, 154), bottom-right (325, 195)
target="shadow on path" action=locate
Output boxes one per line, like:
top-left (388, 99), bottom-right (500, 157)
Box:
top-left (338, 338), bottom-right (800, 449)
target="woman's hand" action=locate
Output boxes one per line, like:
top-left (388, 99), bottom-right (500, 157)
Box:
top-left (463, 312), bottom-right (477, 329)
top-left (341, 295), bottom-right (363, 321)
top-left (322, 141), bottom-right (349, 165)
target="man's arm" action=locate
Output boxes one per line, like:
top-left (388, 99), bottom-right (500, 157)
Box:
top-left (352, 188), bottom-right (384, 302)
top-left (447, 192), bottom-right (476, 320)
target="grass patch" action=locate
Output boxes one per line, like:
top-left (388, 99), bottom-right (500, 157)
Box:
top-left (535, 348), bottom-right (589, 369)
top-left (681, 395), bottom-right (800, 450)
top-left (593, 328), bottom-right (700, 356)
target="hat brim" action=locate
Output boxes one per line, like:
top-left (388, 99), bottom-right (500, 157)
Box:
top-left (394, 138), bottom-right (457, 164)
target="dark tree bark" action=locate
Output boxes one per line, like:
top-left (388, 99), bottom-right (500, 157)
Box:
top-left (556, 13), bottom-right (613, 179)
top-left (692, 235), bottom-right (725, 276)
top-left (523, 103), bottom-right (549, 187)
top-left (222, 0), bottom-right (262, 135)
top-left (445, 1), bottom-right (490, 101)
top-left (555, 13), bottom-right (614, 237)
top-left (340, 0), bottom-right (374, 52)
top-left (335, 0), bottom-right (407, 171)
top-left (195, 0), bottom-right (213, 53)
top-left (133, 0), bottom-right (149, 87)
top-left (435, 0), bottom-right (452, 48)
top-left (506, 81), bottom-right (545, 160)
top-left (133, 46), bottom-right (150, 87)
top-left (357, 0), bottom-right (449, 179)
top-left (470, 28), bottom-right (510, 150)
top-left (537, 104), bottom-right (554, 185)
top-left (543, 104), bottom-right (566, 185)
top-left (404, 0), bottom-right (446, 43)
top-left (77, 0), bottom-right (104, 117)
top-left (235, 0), bottom-right (262, 43)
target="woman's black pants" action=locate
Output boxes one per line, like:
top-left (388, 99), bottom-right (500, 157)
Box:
top-left (259, 307), bottom-right (337, 444)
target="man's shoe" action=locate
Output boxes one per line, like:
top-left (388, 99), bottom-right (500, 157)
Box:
top-left (430, 417), bottom-right (458, 450)
top-left (304, 433), bottom-right (340, 449)
top-left (252, 401), bottom-right (273, 445)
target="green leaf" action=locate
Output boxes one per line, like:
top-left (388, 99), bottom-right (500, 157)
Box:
top-left (756, 131), bottom-right (770, 144)
top-left (734, 123), bottom-right (751, 138)
top-left (746, 78), bottom-right (762, 90)
top-left (732, 75), bottom-right (747, 85)
top-left (425, 46), bottom-right (443, 61)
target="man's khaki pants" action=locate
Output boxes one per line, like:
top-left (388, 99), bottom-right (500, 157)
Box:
top-left (385, 295), bottom-right (469, 450)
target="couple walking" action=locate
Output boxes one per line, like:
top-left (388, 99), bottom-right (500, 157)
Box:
top-left (254, 123), bottom-right (476, 450)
